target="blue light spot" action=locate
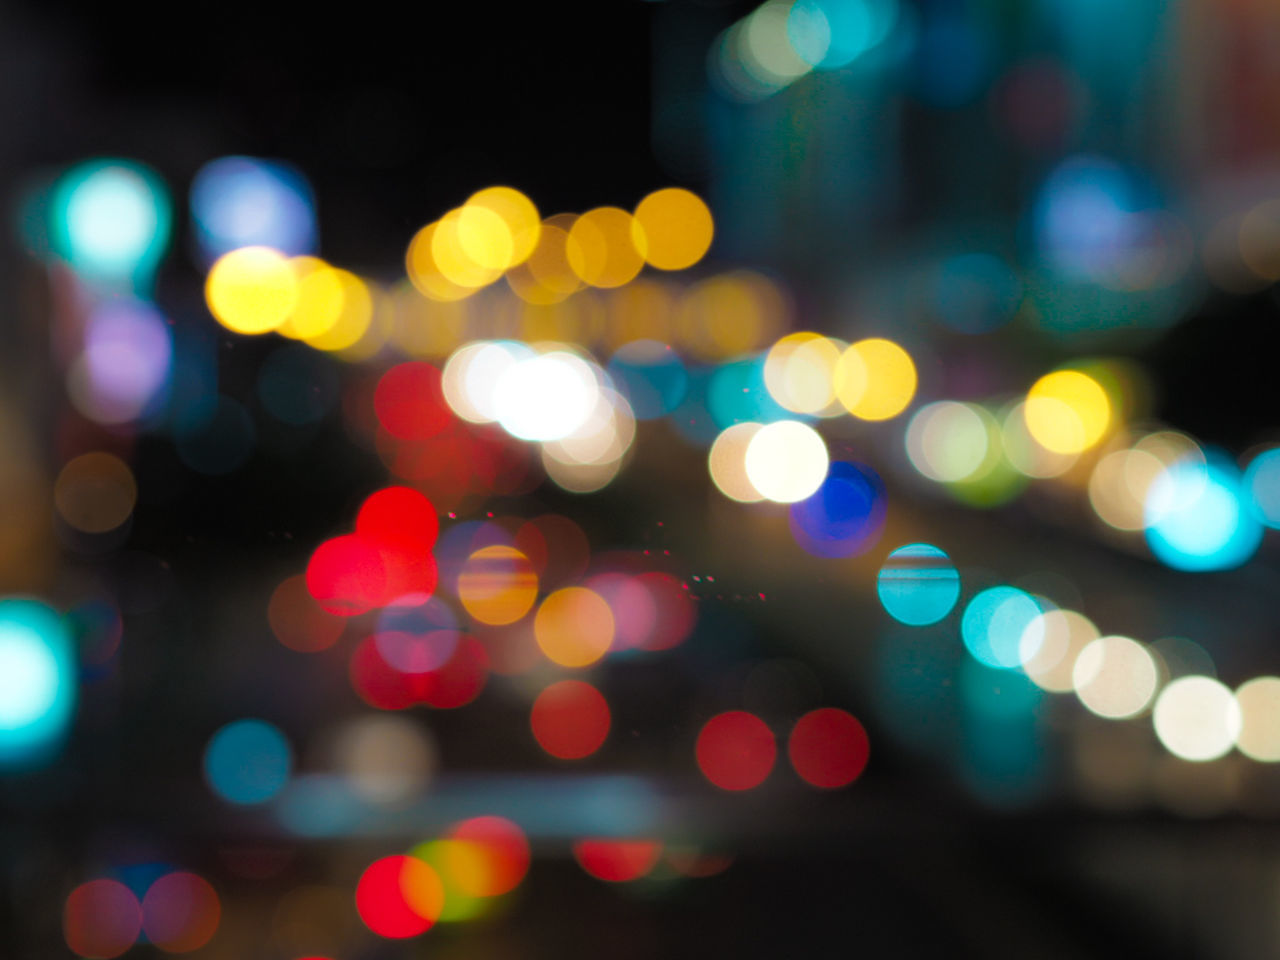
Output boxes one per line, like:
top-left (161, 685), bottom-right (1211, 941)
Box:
top-left (190, 157), bottom-right (316, 263)
top-left (204, 719), bottom-right (292, 805)
top-left (1245, 448), bottom-right (1280, 529)
top-left (1146, 457), bottom-right (1261, 572)
top-left (607, 340), bottom-right (689, 420)
top-left (707, 354), bottom-right (792, 429)
top-left (961, 586), bottom-right (1041, 670)
top-left (877, 543), bottom-right (961, 626)
top-left (0, 598), bottom-right (76, 766)
top-left (1034, 156), bottom-right (1147, 280)
top-left (789, 0), bottom-right (898, 68)
top-left (789, 461), bottom-right (886, 558)
top-left (50, 160), bottom-right (171, 289)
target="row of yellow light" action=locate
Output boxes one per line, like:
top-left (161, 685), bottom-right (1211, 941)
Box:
top-left (406, 186), bottom-right (714, 304)
top-left (205, 247), bottom-right (376, 352)
top-left (203, 184), bottom-right (716, 349)
top-left (762, 333), bottom-right (918, 421)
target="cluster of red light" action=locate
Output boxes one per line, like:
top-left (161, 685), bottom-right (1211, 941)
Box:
top-left (63, 871), bottom-right (220, 958)
top-left (356, 817), bottom-right (530, 939)
top-left (351, 632), bottom-right (489, 710)
top-left (348, 362), bottom-right (533, 514)
top-left (306, 486), bottom-right (439, 616)
top-left (696, 707), bottom-right (870, 791)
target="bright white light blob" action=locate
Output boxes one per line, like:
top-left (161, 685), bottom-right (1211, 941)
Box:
top-left (1235, 677), bottom-right (1280, 762)
top-left (494, 351), bottom-right (600, 442)
top-left (1073, 635), bottom-right (1158, 719)
top-left (1152, 676), bottom-right (1240, 762)
top-left (743, 420), bottom-right (829, 503)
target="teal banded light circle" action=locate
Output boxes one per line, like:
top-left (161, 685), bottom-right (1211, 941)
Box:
top-left (876, 543), bottom-right (960, 626)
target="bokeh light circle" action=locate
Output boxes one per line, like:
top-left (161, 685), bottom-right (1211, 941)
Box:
top-left (787, 708), bottom-right (869, 788)
top-left (743, 420), bottom-right (828, 503)
top-left (534, 587), bottom-right (614, 668)
top-left (64, 879), bottom-right (142, 959)
top-left (1073, 635), bottom-right (1158, 719)
top-left (1152, 675), bottom-right (1241, 762)
top-left (696, 710), bottom-right (776, 791)
top-left (531, 679), bottom-right (611, 760)
top-left (961, 586), bottom-right (1042, 670)
top-left (1023, 370), bottom-right (1110, 455)
top-left (141, 872), bottom-right (221, 953)
top-left (204, 718), bottom-right (292, 805)
top-left (876, 543), bottom-right (960, 626)
top-left (632, 188), bottom-right (713, 271)
top-left (355, 855), bottom-right (444, 939)
top-left (205, 246), bottom-right (298, 335)
top-left (1235, 677), bottom-right (1280, 762)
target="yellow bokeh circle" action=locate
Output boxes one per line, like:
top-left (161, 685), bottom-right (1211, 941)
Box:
top-left (458, 545), bottom-right (539, 626)
top-left (567, 207), bottom-right (647, 289)
top-left (1024, 369), bottom-right (1111, 455)
top-left (631, 188), bottom-right (713, 271)
top-left (534, 586), bottom-right (614, 667)
top-left (834, 338), bottom-right (917, 421)
top-left (206, 246), bottom-right (299, 335)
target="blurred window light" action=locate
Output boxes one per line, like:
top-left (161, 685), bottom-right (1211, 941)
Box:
top-left (493, 351), bottom-right (601, 443)
top-left (1023, 369), bottom-right (1110, 455)
top-left (204, 719), bottom-right (293, 805)
top-left (788, 0), bottom-right (898, 69)
top-left (1072, 635), bottom-right (1158, 720)
top-left (632, 187), bottom-right (713, 271)
top-left (205, 246), bottom-right (299, 335)
top-left (742, 1), bottom-right (813, 87)
top-left (68, 300), bottom-right (173, 425)
top-left (466, 186), bottom-right (541, 267)
top-left (63, 879), bottom-right (142, 959)
top-left (876, 543), bottom-right (960, 626)
top-left (833, 338), bottom-right (916, 421)
top-left (1144, 457), bottom-right (1261, 572)
top-left (788, 460), bottom-right (886, 557)
top-left (54, 453), bottom-right (137, 535)
top-left (51, 159), bottom-right (170, 288)
top-left (190, 156), bottom-right (316, 263)
top-left (1000, 402), bottom-right (1077, 479)
top-left (1152, 676), bottom-right (1240, 762)
top-left (961, 586), bottom-right (1043, 670)
top-left (1021, 609), bottom-right (1098, 693)
top-left (355, 855), bottom-right (443, 938)
top-left (567, 207), bottom-right (646, 288)
top-left (1234, 677), bottom-right (1280, 762)
top-left (1244, 447), bottom-right (1280, 529)
top-left (905, 401), bottom-right (990, 483)
top-left (0, 598), bottom-right (76, 767)
top-left (744, 419), bottom-right (829, 503)
top-left (708, 422), bottom-right (766, 503)
top-left (764, 332), bottom-right (843, 415)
